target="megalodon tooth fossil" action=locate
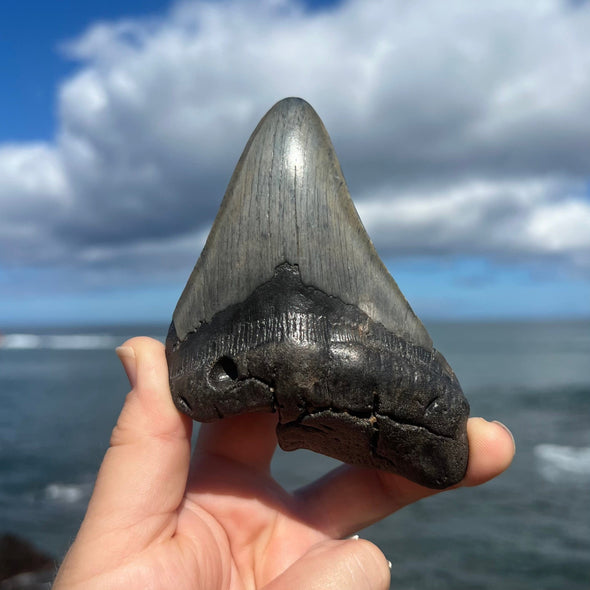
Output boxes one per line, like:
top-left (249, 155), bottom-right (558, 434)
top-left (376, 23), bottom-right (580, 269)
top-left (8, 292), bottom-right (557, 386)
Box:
top-left (166, 97), bottom-right (469, 489)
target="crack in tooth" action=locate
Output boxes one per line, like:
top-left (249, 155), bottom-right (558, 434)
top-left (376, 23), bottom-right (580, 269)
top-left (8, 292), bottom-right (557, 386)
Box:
top-left (370, 390), bottom-right (380, 455)
top-left (280, 400), bottom-right (454, 441)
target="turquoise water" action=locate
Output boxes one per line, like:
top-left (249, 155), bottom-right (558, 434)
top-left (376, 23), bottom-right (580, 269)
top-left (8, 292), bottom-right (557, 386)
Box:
top-left (1, 321), bottom-right (589, 588)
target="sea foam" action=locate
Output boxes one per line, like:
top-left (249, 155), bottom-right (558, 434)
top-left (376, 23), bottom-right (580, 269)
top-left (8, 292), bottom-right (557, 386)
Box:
top-left (0, 333), bottom-right (119, 350)
top-left (534, 444), bottom-right (590, 483)
top-left (44, 482), bottom-right (92, 504)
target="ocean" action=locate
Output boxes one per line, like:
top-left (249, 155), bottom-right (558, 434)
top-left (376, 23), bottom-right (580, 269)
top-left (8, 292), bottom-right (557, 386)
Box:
top-left (1, 320), bottom-right (589, 589)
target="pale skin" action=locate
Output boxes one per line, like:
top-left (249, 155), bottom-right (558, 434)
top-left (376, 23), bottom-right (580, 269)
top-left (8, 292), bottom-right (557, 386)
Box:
top-left (53, 337), bottom-right (515, 590)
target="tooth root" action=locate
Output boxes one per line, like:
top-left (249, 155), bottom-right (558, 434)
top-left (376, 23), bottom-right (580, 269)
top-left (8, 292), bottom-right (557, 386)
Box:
top-left (166, 97), bottom-right (469, 489)
top-left (172, 97), bottom-right (431, 350)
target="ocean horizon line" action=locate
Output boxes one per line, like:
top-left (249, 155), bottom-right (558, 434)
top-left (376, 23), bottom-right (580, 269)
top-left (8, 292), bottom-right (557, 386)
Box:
top-left (1, 314), bottom-right (589, 330)
top-left (1, 316), bottom-right (588, 351)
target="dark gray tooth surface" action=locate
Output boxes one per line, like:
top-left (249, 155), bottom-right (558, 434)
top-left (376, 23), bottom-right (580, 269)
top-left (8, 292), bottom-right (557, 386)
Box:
top-left (166, 97), bottom-right (469, 489)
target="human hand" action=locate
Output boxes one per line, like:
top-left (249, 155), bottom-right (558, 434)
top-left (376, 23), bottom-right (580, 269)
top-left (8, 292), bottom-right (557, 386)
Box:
top-left (53, 337), bottom-right (515, 590)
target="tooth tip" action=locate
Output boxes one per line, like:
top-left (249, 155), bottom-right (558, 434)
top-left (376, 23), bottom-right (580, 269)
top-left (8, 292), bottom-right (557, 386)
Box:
top-left (246, 96), bottom-right (334, 179)
top-left (264, 96), bottom-right (318, 117)
top-left (268, 96), bottom-right (314, 109)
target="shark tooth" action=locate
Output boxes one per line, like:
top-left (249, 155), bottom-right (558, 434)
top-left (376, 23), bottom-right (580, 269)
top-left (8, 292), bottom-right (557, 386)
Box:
top-left (166, 97), bottom-right (469, 488)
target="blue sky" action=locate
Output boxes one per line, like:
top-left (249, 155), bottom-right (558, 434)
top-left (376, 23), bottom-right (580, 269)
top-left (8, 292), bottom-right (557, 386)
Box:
top-left (1, 0), bottom-right (340, 140)
top-left (1, 1), bottom-right (171, 141)
top-left (1, 0), bottom-right (589, 327)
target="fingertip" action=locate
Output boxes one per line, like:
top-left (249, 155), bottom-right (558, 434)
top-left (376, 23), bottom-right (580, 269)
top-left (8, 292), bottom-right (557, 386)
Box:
top-left (116, 337), bottom-right (165, 387)
top-left (351, 538), bottom-right (391, 589)
top-left (332, 537), bottom-right (391, 590)
top-left (123, 337), bottom-right (168, 400)
top-left (263, 538), bottom-right (390, 590)
top-left (122, 335), bottom-right (165, 350)
top-left (492, 420), bottom-right (516, 453)
top-left (120, 337), bottom-right (165, 368)
top-left (113, 336), bottom-right (190, 444)
top-left (463, 417), bottom-right (515, 487)
top-left (116, 345), bottom-right (137, 387)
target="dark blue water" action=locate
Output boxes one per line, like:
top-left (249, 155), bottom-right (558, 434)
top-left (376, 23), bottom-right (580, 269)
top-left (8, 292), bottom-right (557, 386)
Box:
top-left (1, 321), bottom-right (589, 589)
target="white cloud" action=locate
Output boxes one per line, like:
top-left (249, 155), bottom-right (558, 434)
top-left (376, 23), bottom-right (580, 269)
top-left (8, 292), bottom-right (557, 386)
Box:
top-left (1, 0), bottom-right (590, 284)
top-left (357, 177), bottom-right (590, 271)
top-left (523, 200), bottom-right (590, 253)
top-left (0, 145), bottom-right (71, 263)
top-left (0, 144), bottom-right (69, 210)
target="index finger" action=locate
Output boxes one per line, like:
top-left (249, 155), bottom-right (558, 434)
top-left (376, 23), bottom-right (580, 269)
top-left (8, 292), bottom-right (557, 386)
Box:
top-left (194, 412), bottom-right (279, 474)
top-left (294, 417), bottom-right (516, 538)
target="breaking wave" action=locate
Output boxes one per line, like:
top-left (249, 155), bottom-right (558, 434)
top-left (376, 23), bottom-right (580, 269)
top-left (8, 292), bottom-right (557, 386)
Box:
top-left (535, 444), bottom-right (590, 483)
top-left (0, 333), bottom-right (120, 350)
top-left (44, 482), bottom-right (93, 504)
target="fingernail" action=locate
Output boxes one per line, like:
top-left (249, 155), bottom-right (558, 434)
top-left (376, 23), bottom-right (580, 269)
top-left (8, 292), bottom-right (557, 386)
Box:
top-left (347, 534), bottom-right (360, 540)
top-left (493, 420), bottom-right (516, 451)
top-left (387, 560), bottom-right (392, 570)
top-left (116, 346), bottom-right (137, 388)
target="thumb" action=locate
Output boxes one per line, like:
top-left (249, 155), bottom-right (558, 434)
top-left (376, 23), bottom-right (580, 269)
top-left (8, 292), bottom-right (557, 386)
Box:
top-left (262, 539), bottom-right (391, 590)
top-left (69, 338), bottom-right (192, 557)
